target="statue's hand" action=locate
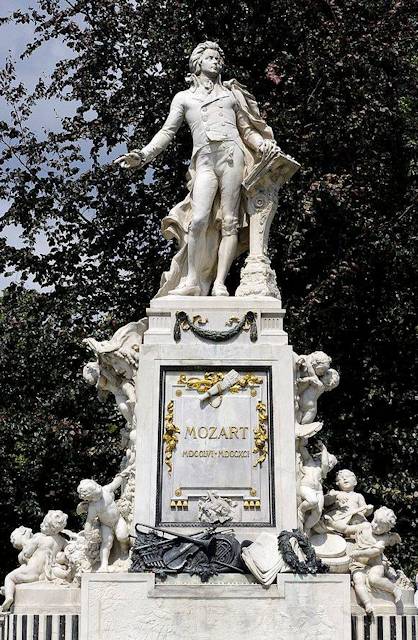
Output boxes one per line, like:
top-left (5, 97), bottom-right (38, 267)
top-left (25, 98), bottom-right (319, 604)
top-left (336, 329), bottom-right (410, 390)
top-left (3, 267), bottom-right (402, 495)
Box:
top-left (113, 150), bottom-right (146, 169)
top-left (258, 139), bottom-right (281, 156)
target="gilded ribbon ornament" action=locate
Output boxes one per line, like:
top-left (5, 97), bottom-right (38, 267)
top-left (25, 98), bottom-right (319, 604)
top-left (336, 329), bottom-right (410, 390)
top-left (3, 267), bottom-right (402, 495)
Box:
top-left (177, 372), bottom-right (262, 394)
top-left (253, 401), bottom-right (268, 467)
top-left (163, 400), bottom-right (180, 474)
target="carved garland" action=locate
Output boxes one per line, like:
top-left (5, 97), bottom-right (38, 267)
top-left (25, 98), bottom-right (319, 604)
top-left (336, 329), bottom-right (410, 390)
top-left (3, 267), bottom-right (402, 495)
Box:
top-left (174, 311), bottom-right (257, 343)
top-left (277, 529), bottom-right (329, 575)
top-left (162, 400), bottom-right (180, 474)
top-left (177, 372), bottom-right (263, 394)
top-left (253, 401), bottom-right (269, 467)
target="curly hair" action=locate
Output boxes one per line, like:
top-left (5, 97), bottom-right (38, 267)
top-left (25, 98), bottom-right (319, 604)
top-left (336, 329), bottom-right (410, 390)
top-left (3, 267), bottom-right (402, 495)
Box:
top-left (186, 41), bottom-right (225, 90)
top-left (374, 506), bottom-right (396, 528)
top-left (83, 361), bottom-right (100, 386)
top-left (10, 526), bottom-right (33, 547)
top-left (77, 478), bottom-right (102, 501)
top-left (188, 41), bottom-right (224, 75)
top-left (336, 469), bottom-right (357, 487)
top-left (41, 510), bottom-right (68, 534)
top-left (322, 367), bottom-right (340, 390)
top-left (309, 351), bottom-right (332, 369)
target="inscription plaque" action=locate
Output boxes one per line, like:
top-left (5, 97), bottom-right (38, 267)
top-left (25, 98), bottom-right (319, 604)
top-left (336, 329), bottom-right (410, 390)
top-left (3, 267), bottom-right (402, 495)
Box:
top-left (157, 367), bottom-right (274, 526)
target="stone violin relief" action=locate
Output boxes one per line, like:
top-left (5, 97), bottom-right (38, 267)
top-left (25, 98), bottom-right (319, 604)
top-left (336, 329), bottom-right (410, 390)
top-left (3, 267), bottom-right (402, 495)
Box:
top-left (114, 41), bottom-right (299, 299)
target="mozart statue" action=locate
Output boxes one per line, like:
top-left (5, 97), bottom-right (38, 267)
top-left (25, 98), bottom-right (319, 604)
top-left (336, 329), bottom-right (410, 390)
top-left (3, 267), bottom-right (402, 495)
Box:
top-left (115, 41), bottom-right (299, 297)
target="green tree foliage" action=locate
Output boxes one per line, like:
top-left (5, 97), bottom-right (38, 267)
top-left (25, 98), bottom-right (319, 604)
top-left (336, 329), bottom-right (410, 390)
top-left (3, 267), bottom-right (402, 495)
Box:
top-left (0, 285), bottom-right (123, 578)
top-left (0, 0), bottom-right (416, 578)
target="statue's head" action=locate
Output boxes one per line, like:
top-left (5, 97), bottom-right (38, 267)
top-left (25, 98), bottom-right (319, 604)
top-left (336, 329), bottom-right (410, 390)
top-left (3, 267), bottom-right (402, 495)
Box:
top-left (10, 525), bottom-right (33, 549)
top-left (309, 351), bottom-right (332, 377)
top-left (40, 510), bottom-right (68, 535)
top-left (336, 469), bottom-right (357, 491)
top-left (83, 361), bottom-right (100, 386)
top-left (371, 506), bottom-right (396, 535)
top-left (77, 478), bottom-right (102, 501)
top-left (322, 367), bottom-right (340, 391)
top-left (328, 454), bottom-right (338, 471)
top-left (188, 41), bottom-right (224, 77)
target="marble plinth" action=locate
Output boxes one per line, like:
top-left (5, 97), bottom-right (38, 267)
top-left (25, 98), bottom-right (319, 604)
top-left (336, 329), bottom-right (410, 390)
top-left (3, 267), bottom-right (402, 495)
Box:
top-left (4, 584), bottom-right (80, 640)
top-left (351, 586), bottom-right (417, 639)
top-left (81, 572), bottom-right (351, 640)
top-left (134, 296), bottom-right (298, 537)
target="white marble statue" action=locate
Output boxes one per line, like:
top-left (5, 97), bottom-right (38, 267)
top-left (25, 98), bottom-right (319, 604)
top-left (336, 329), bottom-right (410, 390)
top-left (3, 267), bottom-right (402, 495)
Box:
top-left (77, 466), bottom-right (133, 573)
top-left (83, 361), bottom-right (136, 425)
top-left (83, 320), bottom-right (145, 420)
top-left (318, 469), bottom-right (374, 534)
top-left (294, 351), bottom-right (340, 437)
top-left (62, 527), bottom-right (101, 584)
top-left (296, 439), bottom-right (337, 537)
top-left (0, 511), bottom-right (70, 611)
top-left (83, 321), bottom-right (145, 540)
top-left (114, 41), bottom-right (297, 298)
top-left (326, 506), bottom-right (402, 614)
top-left (83, 320), bottom-right (146, 463)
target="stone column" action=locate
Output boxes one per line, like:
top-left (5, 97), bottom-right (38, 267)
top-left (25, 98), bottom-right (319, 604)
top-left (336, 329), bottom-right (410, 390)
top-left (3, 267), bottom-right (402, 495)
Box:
top-left (236, 151), bottom-right (300, 299)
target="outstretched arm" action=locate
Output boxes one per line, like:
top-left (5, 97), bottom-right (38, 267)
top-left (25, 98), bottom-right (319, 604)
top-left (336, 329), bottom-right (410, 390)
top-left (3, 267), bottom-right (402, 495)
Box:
top-left (104, 463), bottom-right (135, 494)
top-left (114, 93), bottom-right (185, 168)
top-left (318, 441), bottom-right (332, 478)
top-left (297, 439), bottom-right (313, 463)
top-left (324, 515), bottom-right (359, 536)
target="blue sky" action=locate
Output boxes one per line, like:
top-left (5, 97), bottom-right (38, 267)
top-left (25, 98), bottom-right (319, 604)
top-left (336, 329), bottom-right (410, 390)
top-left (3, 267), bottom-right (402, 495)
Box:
top-left (0, 1), bottom-right (128, 290)
top-left (0, 1), bottom-right (70, 289)
top-left (0, 2), bottom-right (154, 290)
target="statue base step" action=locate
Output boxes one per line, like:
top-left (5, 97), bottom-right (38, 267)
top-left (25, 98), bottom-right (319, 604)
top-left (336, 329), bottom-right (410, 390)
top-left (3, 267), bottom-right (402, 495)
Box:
top-left (80, 572), bottom-right (351, 640)
top-left (3, 583), bottom-right (80, 640)
top-left (146, 295), bottom-right (287, 346)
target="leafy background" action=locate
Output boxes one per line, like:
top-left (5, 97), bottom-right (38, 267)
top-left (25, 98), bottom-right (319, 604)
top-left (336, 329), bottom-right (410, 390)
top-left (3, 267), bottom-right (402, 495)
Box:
top-left (0, 0), bottom-right (416, 582)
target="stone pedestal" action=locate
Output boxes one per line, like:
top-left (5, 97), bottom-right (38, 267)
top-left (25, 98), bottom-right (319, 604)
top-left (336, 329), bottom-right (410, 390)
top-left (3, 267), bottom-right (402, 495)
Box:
top-left (351, 587), bottom-right (417, 640)
top-left (134, 296), bottom-right (297, 537)
top-left (4, 584), bottom-right (80, 640)
top-left (80, 572), bottom-right (351, 640)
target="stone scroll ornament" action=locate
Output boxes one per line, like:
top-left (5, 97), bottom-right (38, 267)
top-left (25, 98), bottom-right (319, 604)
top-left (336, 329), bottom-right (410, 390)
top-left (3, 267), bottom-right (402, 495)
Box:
top-left (173, 310), bottom-right (257, 343)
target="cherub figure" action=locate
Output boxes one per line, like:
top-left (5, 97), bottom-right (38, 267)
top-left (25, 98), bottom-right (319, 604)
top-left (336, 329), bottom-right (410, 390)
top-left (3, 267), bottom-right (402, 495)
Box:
top-left (77, 467), bottom-right (133, 572)
top-left (1, 511), bottom-right (69, 611)
top-left (83, 361), bottom-right (136, 426)
top-left (319, 469), bottom-right (374, 533)
top-left (297, 439), bottom-right (337, 537)
top-left (295, 351), bottom-right (340, 427)
top-left (326, 506), bottom-right (402, 614)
